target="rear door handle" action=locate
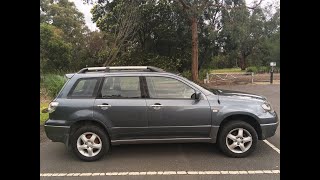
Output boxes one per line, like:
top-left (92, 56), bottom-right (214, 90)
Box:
top-left (150, 103), bottom-right (162, 107)
top-left (97, 103), bottom-right (111, 109)
top-left (150, 104), bottom-right (163, 107)
top-left (97, 104), bottom-right (112, 107)
top-left (150, 103), bottom-right (162, 109)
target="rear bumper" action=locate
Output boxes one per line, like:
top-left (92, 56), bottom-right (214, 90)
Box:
top-left (44, 120), bottom-right (70, 145)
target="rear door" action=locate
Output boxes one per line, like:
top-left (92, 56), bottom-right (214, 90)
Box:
top-left (93, 76), bottom-right (147, 140)
top-left (144, 76), bottom-right (212, 138)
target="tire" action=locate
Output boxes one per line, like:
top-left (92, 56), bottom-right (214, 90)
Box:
top-left (70, 125), bottom-right (110, 161)
top-left (218, 121), bottom-right (258, 158)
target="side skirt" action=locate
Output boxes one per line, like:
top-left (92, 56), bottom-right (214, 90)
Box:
top-left (111, 137), bottom-right (212, 145)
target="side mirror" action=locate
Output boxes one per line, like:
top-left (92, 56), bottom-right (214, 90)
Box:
top-left (191, 91), bottom-right (201, 100)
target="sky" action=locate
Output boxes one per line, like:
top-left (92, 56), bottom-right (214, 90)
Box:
top-left (70, 0), bottom-right (280, 32)
top-left (70, 0), bottom-right (98, 31)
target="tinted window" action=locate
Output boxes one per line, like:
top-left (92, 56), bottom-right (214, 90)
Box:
top-left (100, 76), bottom-right (141, 98)
top-left (146, 77), bottom-right (195, 99)
top-left (69, 78), bottom-right (98, 97)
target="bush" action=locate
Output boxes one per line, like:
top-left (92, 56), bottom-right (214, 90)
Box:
top-left (180, 69), bottom-right (210, 80)
top-left (210, 55), bottom-right (231, 69)
top-left (246, 66), bottom-right (279, 74)
top-left (246, 66), bottom-right (258, 73)
top-left (180, 70), bottom-right (191, 79)
top-left (258, 66), bottom-right (270, 73)
top-left (40, 102), bottom-right (49, 124)
top-left (41, 74), bottom-right (67, 98)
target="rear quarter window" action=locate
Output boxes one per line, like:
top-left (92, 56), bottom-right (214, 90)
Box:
top-left (68, 78), bottom-right (100, 98)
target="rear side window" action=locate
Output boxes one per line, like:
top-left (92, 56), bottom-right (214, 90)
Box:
top-left (100, 76), bottom-right (141, 98)
top-left (68, 78), bottom-right (99, 98)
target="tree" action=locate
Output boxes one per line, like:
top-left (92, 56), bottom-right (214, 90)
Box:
top-left (248, 6), bottom-right (280, 67)
top-left (41, 0), bottom-right (89, 42)
top-left (40, 23), bottom-right (72, 72)
top-left (175, 0), bottom-right (262, 80)
top-left (91, 0), bottom-right (141, 66)
top-left (218, 1), bottom-right (279, 70)
top-left (40, 0), bottom-right (95, 72)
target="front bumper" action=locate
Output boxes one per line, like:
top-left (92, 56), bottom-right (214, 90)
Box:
top-left (44, 119), bottom-right (70, 144)
top-left (259, 112), bottom-right (279, 139)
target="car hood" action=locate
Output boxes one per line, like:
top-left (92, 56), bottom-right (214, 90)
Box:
top-left (209, 88), bottom-right (267, 101)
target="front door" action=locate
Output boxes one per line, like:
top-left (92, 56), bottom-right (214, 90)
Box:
top-left (93, 76), bottom-right (147, 140)
top-left (144, 76), bottom-right (212, 138)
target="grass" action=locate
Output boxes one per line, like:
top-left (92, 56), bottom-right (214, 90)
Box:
top-left (40, 101), bottom-right (49, 125)
top-left (210, 68), bottom-right (244, 73)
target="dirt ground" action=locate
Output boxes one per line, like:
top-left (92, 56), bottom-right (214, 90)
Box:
top-left (40, 125), bottom-right (48, 143)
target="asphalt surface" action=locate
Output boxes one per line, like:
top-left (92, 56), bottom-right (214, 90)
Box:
top-left (40, 84), bottom-right (280, 179)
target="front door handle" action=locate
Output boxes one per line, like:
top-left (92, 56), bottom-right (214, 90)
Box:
top-left (150, 103), bottom-right (162, 110)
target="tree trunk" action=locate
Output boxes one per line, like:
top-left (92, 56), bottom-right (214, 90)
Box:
top-left (191, 16), bottom-right (199, 81)
top-left (239, 54), bottom-right (246, 70)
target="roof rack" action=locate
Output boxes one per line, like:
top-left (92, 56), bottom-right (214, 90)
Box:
top-left (77, 66), bottom-right (165, 73)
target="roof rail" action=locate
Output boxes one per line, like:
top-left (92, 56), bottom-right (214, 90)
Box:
top-left (78, 66), bottom-right (165, 73)
top-left (77, 67), bottom-right (108, 73)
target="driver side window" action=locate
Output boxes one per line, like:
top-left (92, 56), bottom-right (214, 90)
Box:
top-left (146, 76), bottom-right (195, 99)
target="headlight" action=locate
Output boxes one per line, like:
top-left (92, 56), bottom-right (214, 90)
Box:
top-left (261, 102), bottom-right (271, 111)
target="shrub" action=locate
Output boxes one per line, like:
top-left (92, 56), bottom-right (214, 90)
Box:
top-left (246, 66), bottom-right (277, 74)
top-left (210, 55), bottom-right (231, 69)
top-left (180, 69), bottom-right (210, 80)
top-left (180, 70), bottom-right (191, 79)
top-left (258, 66), bottom-right (270, 73)
top-left (246, 66), bottom-right (258, 73)
top-left (41, 74), bottom-right (67, 98)
top-left (40, 102), bottom-right (49, 124)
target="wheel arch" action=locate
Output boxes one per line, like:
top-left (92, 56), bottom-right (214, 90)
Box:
top-left (218, 114), bottom-right (262, 140)
top-left (69, 119), bottom-right (111, 145)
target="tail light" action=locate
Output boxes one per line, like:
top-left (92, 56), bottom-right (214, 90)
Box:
top-left (48, 102), bottom-right (59, 113)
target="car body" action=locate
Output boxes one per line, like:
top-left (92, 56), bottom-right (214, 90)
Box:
top-left (44, 66), bottom-right (278, 161)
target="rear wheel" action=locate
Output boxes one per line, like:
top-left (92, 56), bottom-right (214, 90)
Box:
top-left (70, 125), bottom-right (109, 161)
top-left (218, 121), bottom-right (257, 158)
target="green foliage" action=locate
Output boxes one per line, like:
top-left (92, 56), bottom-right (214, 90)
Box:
top-left (40, 0), bottom-right (93, 74)
top-left (41, 74), bottom-right (67, 98)
top-left (40, 23), bottom-right (72, 73)
top-left (40, 102), bottom-right (49, 124)
top-left (40, 0), bottom-right (279, 78)
top-left (210, 68), bottom-right (244, 73)
top-left (246, 66), bottom-right (280, 73)
top-left (180, 70), bottom-right (192, 80)
top-left (246, 66), bottom-right (258, 73)
top-left (112, 51), bottom-right (185, 72)
top-left (181, 69), bottom-right (211, 80)
top-left (210, 55), bottom-right (232, 69)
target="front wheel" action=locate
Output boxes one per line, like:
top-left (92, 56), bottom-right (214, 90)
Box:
top-left (218, 121), bottom-right (258, 158)
top-left (70, 125), bottom-right (110, 161)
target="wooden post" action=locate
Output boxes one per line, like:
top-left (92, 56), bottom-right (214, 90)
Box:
top-left (251, 72), bottom-right (254, 84)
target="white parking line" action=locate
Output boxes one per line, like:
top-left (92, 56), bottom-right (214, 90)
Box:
top-left (263, 140), bottom-right (280, 154)
top-left (40, 170), bottom-right (280, 177)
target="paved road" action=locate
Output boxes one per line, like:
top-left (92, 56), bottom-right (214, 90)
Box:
top-left (40, 84), bottom-right (280, 179)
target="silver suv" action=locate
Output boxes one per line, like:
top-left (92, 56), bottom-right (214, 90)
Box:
top-left (44, 66), bottom-right (278, 161)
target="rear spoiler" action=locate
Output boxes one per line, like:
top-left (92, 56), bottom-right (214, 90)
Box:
top-left (65, 73), bottom-right (75, 79)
